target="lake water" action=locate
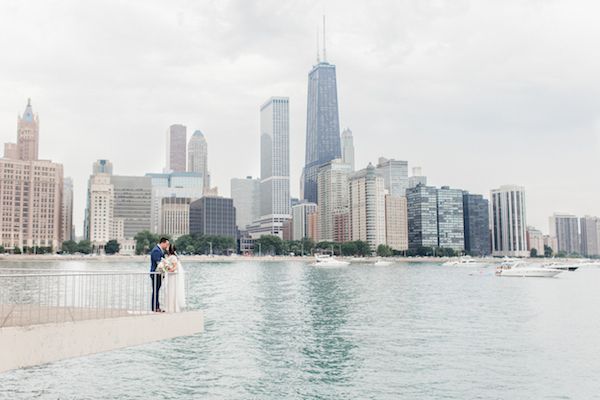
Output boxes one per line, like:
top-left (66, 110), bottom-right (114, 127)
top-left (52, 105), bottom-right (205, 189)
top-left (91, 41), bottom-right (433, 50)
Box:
top-left (1, 260), bottom-right (599, 399)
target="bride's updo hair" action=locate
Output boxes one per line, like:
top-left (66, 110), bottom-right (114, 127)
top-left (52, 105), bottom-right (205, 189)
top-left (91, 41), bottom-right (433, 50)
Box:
top-left (168, 244), bottom-right (177, 256)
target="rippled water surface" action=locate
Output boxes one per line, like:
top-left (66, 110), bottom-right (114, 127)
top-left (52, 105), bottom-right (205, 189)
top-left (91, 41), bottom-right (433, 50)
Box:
top-left (1, 260), bottom-right (600, 399)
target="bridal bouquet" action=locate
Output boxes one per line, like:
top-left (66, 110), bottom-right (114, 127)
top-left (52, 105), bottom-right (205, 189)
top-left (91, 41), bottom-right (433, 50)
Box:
top-left (157, 256), bottom-right (178, 275)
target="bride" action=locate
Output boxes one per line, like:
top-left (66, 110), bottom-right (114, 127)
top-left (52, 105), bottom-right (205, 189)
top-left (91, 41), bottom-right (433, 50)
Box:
top-left (158, 244), bottom-right (186, 313)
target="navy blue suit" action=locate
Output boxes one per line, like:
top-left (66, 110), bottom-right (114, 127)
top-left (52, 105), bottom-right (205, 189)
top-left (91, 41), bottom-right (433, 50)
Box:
top-left (150, 245), bottom-right (164, 311)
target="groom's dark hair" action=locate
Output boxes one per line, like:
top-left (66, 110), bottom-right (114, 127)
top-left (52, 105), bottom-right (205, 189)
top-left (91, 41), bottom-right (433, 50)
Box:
top-left (159, 237), bottom-right (169, 244)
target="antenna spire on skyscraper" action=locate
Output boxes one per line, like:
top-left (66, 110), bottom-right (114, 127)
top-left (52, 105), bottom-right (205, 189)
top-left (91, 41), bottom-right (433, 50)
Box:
top-left (322, 15), bottom-right (327, 62)
top-left (316, 25), bottom-right (320, 63)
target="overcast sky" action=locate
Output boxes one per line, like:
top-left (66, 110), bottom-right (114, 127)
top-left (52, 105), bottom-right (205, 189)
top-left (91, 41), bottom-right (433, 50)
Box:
top-left (1, 0), bottom-right (599, 237)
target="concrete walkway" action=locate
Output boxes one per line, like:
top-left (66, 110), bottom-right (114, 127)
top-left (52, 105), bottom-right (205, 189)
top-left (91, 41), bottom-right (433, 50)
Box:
top-left (0, 304), bottom-right (144, 328)
top-left (0, 310), bottom-right (203, 373)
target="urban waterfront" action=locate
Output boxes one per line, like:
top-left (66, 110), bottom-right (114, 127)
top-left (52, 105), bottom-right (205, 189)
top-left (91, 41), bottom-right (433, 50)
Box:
top-left (1, 260), bottom-right (599, 399)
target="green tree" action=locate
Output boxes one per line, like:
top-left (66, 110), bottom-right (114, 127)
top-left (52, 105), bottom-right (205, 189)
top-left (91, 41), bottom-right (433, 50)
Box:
top-left (105, 239), bottom-right (120, 255)
top-left (61, 240), bottom-right (78, 254)
top-left (77, 240), bottom-right (92, 254)
top-left (300, 237), bottom-right (315, 256)
top-left (339, 242), bottom-right (355, 256)
top-left (354, 241), bottom-right (372, 256)
top-left (556, 251), bottom-right (567, 258)
top-left (530, 248), bottom-right (538, 258)
top-left (255, 235), bottom-right (284, 255)
top-left (544, 245), bottom-right (553, 258)
top-left (0, 245), bottom-right (5, 254)
top-left (377, 244), bottom-right (393, 257)
top-left (134, 231), bottom-right (162, 255)
top-left (175, 234), bottom-right (196, 254)
top-left (13, 246), bottom-right (21, 254)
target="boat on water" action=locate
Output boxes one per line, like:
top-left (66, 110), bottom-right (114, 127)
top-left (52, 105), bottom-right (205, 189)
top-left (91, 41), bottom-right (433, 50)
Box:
top-left (542, 262), bottom-right (579, 272)
top-left (443, 257), bottom-right (487, 267)
top-left (373, 259), bottom-right (393, 266)
top-left (496, 261), bottom-right (562, 278)
top-left (310, 254), bottom-right (350, 267)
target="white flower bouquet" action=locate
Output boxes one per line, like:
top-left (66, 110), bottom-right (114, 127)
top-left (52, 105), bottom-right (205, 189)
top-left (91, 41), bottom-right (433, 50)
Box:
top-left (157, 256), bottom-right (178, 275)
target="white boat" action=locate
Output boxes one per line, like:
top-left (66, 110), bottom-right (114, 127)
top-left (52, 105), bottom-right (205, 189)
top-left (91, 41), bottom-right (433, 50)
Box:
top-left (374, 259), bottom-right (393, 266)
top-left (496, 261), bottom-right (562, 278)
top-left (443, 257), bottom-right (487, 267)
top-left (542, 262), bottom-right (579, 272)
top-left (310, 255), bottom-right (350, 268)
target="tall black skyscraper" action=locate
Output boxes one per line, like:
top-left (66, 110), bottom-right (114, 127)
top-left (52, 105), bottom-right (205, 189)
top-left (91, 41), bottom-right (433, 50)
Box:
top-left (463, 192), bottom-right (491, 256)
top-left (302, 18), bottom-right (341, 203)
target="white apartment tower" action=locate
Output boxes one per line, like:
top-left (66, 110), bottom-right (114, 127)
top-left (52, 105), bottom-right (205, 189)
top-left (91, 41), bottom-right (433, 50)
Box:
top-left (490, 185), bottom-right (528, 257)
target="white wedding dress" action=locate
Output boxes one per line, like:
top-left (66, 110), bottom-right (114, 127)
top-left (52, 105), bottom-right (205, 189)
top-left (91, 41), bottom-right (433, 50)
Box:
top-left (163, 255), bottom-right (186, 313)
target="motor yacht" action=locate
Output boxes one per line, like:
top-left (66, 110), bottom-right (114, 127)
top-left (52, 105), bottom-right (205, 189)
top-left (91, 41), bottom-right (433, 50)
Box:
top-left (496, 261), bottom-right (562, 277)
top-left (310, 254), bottom-right (350, 267)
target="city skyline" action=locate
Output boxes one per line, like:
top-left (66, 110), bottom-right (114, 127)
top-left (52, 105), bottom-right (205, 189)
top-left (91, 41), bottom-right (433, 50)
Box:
top-left (1, 2), bottom-right (599, 236)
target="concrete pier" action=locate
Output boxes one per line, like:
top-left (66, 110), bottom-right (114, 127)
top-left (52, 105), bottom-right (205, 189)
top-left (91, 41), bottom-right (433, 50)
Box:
top-left (0, 310), bottom-right (203, 373)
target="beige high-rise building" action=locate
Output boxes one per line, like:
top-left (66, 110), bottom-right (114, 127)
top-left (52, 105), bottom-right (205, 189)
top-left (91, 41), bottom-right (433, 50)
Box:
top-left (385, 195), bottom-right (408, 251)
top-left (0, 99), bottom-right (63, 252)
top-left (17, 98), bottom-right (39, 161)
top-left (543, 235), bottom-right (558, 254)
top-left (87, 173), bottom-right (121, 248)
top-left (317, 159), bottom-right (352, 242)
top-left (349, 163), bottom-right (386, 251)
top-left (526, 226), bottom-right (544, 256)
top-left (292, 202), bottom-right (317, 241)
top-left (62, 177), bottom-right (74, 242)
top-left (160, 197), bottom-right (191, 239)
top-left (188, 130), bottom-right (210, 191)
top-left (166, 124), bottom-right (187, 173)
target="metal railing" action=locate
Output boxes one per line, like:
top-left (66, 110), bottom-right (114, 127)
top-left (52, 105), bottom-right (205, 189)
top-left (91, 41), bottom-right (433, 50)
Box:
top-left (0, 270), bottom-right (187, 328)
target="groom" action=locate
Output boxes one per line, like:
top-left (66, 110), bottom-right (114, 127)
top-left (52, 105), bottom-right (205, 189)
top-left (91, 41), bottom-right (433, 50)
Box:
top-left (150, 237), bottom-right (170, 312)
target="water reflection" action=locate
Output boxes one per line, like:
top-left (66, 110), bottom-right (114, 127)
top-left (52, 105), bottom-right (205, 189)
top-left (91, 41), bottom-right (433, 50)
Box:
top-left (301, 266), bottom-right (358, 389)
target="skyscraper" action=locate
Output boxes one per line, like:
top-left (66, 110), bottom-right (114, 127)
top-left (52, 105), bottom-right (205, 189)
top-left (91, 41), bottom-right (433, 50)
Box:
top-left (385, 195), bottom-right (408, 252)
top-left (317, 159), bottom-right (352, 242)
top-left (111, 175), bottom-right (152, 239)
top-left (462, 192), bottom-right (490, 256)
top-left (349, 163), bottom-right (386, 251)
top-left (160, 197), bottom-right (191, 239)
top-left (62, 177), bottom-right (74, 242)
top-left (549, 213), bottom-right (580, 254)
top-left (146, 172), bottom-right (204, 234)
top-left (406, 185), bottom-right (438, 250)
top-left (248, 97), bottom-right (291, 238)
top-left (408, 167), bottom-right (427, 188)
top-left (292, 202), bottom-right (318, 241)
top-left (580, 216), bottom-right (600, 257)
top-left (188, 130), bottom-right (209, 190)
top-left (526, 226), bottom-right (544, 256)
top-left (189, 197), bottom-right (237, 239)
top-left (93, 159), bottom-right (113, 175)
top-left (437, 187), bottom-right (465, 251)
top-left (85, 163), bottom-right (123, 250)
top-left (166, 124), bottom-right (187, 173)
top-left (490, 185), bottom-right (528, 257)
top-left (230, 176), bottom-right (261, 230)
top-left (302, 26), bottom-right (342, 204)
top-left (17, 98), bottom-right (39, 161)
top-left (341, 128), bottom-right (355, 171)
top-left (376, 157), bottom-right (409, 197)
top-left (0, 99), bottom-right (63, 252)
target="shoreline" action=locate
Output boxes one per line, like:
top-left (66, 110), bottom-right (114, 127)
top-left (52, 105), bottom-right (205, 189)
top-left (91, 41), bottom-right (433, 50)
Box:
top-left (0, 254), bottom-right (589, 264)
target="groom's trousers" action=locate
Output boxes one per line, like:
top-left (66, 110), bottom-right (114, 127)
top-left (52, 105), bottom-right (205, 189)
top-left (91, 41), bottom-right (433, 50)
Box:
top-left (150, 274), bottom-right (162, 311)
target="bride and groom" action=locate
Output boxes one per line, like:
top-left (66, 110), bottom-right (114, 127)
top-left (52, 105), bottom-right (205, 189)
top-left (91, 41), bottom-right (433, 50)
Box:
top-left (150, 237), bottom-right (186, 313)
